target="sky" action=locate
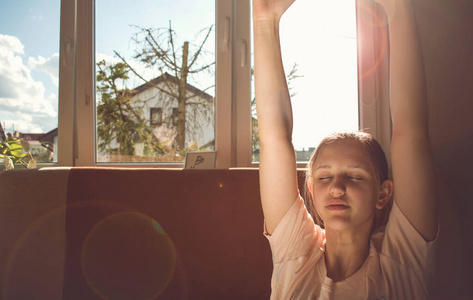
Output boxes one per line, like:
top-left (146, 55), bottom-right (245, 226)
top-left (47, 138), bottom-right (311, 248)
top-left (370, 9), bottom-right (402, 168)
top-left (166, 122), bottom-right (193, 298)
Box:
top-left (0, 0), bottom-right (358, 152)
top-left (277, 0), bottom-right (359, 150)
top-left (0, 0), bottom-right (60, 134)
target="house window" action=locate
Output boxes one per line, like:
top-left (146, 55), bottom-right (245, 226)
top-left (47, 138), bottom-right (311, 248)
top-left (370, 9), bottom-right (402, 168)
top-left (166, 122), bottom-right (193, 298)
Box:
top-left (150, 108), bottom-right (162, 126)
top-left (171, 108), bottom-right (179, 127)
top-left (0, 0), bottom-right (60, 164)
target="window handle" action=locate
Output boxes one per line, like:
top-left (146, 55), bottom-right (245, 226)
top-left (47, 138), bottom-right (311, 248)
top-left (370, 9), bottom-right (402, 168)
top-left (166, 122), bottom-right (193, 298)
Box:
top-left (62, 38), bottom-right (72, 66)
top-left (222, 17), bottom-right (230, 52)
top-left (240, 40), bottom-right (247, 67)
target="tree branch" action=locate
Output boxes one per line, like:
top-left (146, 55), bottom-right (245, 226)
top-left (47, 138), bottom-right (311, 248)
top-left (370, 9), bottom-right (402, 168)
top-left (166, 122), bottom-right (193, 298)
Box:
top-left (115, 51), bottom-right (179, 99)
top-left (188, 61), bottom-right (215, 74)
top-left (188, 25), bottom-right (214, 70)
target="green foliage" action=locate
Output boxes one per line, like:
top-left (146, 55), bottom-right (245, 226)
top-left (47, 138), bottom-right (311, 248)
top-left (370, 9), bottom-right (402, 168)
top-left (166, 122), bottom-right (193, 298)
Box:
top-left (180, 142), bottom-right (209, 156)
top-left (96, 60), bottom-right (168, 157)
top-left (1, 137), bottom-right (36, 170)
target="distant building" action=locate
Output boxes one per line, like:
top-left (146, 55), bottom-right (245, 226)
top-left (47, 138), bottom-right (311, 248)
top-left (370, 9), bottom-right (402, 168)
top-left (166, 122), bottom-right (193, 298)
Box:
top-left (296, 147), bottom-right (316, 162)
top-left (130, 72), bottom-right (215, 150)
top-left (20, 128), bottom-right (58, 162)
top-left (97, 72), bottom-right (215, 161)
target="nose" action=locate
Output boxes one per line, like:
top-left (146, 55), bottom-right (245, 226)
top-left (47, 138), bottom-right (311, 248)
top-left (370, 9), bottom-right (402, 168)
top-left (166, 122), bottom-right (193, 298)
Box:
top-left (329, 177), bottom-right (346, 197)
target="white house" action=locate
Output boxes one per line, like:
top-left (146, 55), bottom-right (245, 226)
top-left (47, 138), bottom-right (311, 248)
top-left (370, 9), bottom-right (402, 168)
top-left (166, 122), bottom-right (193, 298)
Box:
top-left (131, 73), bottom-right (215, 149)
top-left (96, 72), bottom-right (215, 161)
top-left (130, 72), bottom-right (215, 151)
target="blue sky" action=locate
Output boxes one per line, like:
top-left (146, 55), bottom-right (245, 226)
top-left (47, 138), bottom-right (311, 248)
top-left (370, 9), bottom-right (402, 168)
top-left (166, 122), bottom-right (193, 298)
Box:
top-left (0, 0), bottom-right (358, 151)
top-left (0, 0), bottom-right (60, 134)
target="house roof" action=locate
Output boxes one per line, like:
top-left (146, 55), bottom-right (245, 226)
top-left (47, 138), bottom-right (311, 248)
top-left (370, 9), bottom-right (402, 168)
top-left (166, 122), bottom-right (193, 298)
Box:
top-left (131, 72), bottom-right (214, 103)
top-left (21, 133), bottom-right (45, 141)
top-left (40, 127), bottom-right (58, 143)
top-left (20, 127), bottom-right (58, 143)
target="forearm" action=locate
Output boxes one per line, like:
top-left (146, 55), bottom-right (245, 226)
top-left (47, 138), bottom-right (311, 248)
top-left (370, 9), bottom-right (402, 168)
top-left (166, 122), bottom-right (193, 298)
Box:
top-left (383, 0), bottom-right (429, 136)
top-left (253, 17), bottom-right (298, 235)
top-left (380, 0), bottom-right (438, 241)
top-left (253, 19), bottom-right (293, 144)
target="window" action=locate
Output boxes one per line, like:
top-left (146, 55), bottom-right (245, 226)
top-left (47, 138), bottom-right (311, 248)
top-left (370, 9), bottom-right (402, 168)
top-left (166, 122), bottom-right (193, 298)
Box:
top-left (171, 108), bottom-right (179, 127)
top-left (94, 0), bottom-right (216, 164)
top-left (50, 0), bottom-right (386, 169)
top-left (150, 108), bottom-right (163, 126)
top-left (250, 0), bottom-right (359, 163)
top-left (0, 0), bottom-right (60, 164)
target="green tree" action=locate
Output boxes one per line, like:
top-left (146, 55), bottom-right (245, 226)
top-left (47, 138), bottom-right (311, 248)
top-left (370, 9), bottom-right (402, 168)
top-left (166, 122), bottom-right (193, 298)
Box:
top-left (96, 60), bottom-right (164, 157)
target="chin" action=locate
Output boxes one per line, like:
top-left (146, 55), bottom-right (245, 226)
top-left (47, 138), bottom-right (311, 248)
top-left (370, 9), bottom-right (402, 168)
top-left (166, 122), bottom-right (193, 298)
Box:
top-left (323, 217), bottom-right (352, 231)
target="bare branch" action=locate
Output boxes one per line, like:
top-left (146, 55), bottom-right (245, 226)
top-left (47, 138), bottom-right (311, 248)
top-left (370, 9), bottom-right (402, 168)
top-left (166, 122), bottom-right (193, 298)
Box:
top-left (115, 51), bottom-right (178, 99)
top-left (188, 25), bottom-right (214, 70)
top-left (188, 61), bottom-right (215, 74)
top-left (143, 29), bottom-right (175, 69)
top-left (287, 63), bottom-right (303, 98)
top-left (167, 21), bottom-right (182, 80)
top-left (160, 74), bottom-right (182, 101)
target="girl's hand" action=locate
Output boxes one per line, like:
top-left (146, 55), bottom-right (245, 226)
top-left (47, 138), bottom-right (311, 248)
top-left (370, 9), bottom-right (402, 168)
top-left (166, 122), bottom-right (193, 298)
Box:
top-left (252, 0), bottom-right (296, 22)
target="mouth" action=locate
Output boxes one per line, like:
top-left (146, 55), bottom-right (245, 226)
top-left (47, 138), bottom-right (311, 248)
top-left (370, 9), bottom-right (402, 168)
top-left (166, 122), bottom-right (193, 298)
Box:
top-left (326, 199), bottom-right (349, 211)
top-left (326, 205), bottom-right (349, 211)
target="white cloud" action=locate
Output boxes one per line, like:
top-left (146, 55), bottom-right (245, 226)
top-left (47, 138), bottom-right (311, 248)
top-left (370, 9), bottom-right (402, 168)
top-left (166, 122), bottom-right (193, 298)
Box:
top-left (0, 34), bottom-right (57, 133)
top-left (28, 53), bottom-right (59, 86)
top-left (0, 34), bottom-right (24, 55)
top-left (96, 52), bottom-right (121, 65)
top-left (1, 115), bottom-right (43, 133)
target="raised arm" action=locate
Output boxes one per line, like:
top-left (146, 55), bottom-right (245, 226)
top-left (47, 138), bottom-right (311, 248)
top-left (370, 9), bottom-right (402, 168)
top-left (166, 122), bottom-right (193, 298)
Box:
top-left (376, 0), bottom-right (438, 241)
top-left (253, 0), bottom-right (298, 234)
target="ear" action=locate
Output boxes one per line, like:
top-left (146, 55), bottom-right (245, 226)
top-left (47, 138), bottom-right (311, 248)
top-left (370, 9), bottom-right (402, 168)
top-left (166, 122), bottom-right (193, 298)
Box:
top-left (376, 179), bottom-right (393, 209)
top-left (307, 177), bottom-right (314, 198)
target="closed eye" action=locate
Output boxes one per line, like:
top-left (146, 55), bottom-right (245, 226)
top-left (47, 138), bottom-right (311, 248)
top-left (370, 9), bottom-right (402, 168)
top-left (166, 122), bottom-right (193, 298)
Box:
top-left (318, 177), bottom-right (332, 181)
top-left (349, 176), bottom-right (363, 181)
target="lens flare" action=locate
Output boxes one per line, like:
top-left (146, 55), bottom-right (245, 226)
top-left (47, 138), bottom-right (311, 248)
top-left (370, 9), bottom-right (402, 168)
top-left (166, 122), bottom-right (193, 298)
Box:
top-left (2, 200), bottom-right (135, 299)
top-left (357, 1), bottom-right (388, 81)
top-left (2, 205), bottom-right (67, 299)
top-left (82, 212), bottom-right (176, 300)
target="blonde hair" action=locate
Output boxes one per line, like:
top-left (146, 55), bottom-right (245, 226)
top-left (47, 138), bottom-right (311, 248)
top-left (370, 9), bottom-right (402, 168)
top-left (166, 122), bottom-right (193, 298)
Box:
top-left (303, 131), bottom-right (392, 231)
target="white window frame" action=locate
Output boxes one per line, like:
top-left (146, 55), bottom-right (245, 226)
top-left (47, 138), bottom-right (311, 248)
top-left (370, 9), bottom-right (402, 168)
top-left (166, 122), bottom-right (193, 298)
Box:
top-left (357, 0), bottom-right (392, 165)
top-left (55, 0), bottom-right (389, 169)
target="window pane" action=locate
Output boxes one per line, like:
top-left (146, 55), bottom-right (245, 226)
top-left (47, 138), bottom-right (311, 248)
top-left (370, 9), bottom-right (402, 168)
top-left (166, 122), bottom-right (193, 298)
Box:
top-left (0, 0), bottom-right (60, 164)
top-left (95, 0), bottom-right (215, 163)
top-left (251, 0), bottom-right (359, 163)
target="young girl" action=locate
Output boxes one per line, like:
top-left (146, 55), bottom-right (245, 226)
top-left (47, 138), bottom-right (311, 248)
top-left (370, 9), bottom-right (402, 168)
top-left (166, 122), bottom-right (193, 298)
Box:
top-left (253, 0), bottom-right (438, 299)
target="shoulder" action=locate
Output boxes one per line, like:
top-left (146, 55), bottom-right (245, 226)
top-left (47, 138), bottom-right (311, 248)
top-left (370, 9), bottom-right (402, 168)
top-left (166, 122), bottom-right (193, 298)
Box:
top-left (265, 193), bottom-right (325, 267)
top-left (267, 195), bottom-right (326, 299)
top-left (368, 201), bottom-right (438, 294)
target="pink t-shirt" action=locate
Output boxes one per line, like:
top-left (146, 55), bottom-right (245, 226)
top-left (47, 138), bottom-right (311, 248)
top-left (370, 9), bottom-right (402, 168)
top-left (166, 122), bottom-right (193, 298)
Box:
top-left (264, 195), bottom-right (437, 300)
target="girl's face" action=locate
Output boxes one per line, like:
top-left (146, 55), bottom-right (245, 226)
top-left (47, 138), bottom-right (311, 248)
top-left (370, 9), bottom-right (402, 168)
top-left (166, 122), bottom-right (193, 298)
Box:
top-left (310, 139), bottom-right (386, 232)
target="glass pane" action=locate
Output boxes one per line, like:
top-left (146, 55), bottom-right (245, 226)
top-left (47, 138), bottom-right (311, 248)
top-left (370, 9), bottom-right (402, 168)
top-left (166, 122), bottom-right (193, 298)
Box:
top-left (251, 0), bottom-right (359, 163)
top-left (95, 0), bottom-right (216, 163)
top-left (0, 0), bottom-right (60, 165)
